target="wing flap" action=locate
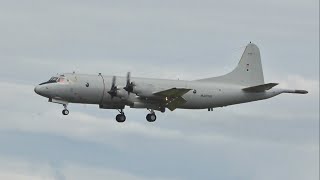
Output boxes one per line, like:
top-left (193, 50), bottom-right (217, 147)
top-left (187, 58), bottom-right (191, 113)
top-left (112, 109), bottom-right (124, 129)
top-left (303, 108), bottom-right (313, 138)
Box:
top-left (242, 83), bottom-right (278, 92)
top-left (166, 97), bottom-right (187, 111)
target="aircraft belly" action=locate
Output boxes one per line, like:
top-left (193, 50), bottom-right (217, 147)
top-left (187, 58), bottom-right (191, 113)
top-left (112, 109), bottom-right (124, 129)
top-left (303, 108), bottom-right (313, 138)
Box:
top-left (207, 90), bottom-right (276, 107)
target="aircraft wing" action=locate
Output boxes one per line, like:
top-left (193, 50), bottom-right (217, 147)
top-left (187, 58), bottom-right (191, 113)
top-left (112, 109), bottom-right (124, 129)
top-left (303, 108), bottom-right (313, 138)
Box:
top-left (153, 88), bottom-right (191, 97)
top-left (153, 88), bottom-right (191, 111)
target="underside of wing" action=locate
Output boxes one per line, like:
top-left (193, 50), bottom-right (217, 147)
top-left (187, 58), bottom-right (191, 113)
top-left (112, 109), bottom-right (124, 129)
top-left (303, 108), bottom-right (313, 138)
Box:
top-left (166, 96), bottom-right (187, 111)
top-left (153, 88), bottom-right (191, 111)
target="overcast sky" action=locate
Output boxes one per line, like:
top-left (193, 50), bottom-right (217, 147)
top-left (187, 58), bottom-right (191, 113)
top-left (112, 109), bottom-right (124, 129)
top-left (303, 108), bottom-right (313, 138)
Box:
top-left (0, 0), bottom-right (319, 180)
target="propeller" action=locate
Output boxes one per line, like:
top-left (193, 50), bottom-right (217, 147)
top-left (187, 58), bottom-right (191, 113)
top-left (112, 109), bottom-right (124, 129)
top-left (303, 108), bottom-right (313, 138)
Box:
top-left (108, 76), bottom-right (118, 98)
top-left (123, 72), bottom-right (135, 94)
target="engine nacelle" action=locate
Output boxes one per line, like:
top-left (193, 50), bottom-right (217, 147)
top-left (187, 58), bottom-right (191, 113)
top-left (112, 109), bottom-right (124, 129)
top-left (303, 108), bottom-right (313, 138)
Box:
top-left (131, 102), bottom-right (149, 108)
top-left (116, 89), bottom-right (129, 99)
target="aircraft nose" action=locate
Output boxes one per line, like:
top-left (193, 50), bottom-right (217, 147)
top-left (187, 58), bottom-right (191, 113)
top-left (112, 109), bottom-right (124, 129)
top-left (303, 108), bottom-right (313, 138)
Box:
top-left (34, 85), bottom-right (40, 94)
top-left (34, 85), bottom-right (45, 96)
top-left (34, 85), bottom-right (52, 98)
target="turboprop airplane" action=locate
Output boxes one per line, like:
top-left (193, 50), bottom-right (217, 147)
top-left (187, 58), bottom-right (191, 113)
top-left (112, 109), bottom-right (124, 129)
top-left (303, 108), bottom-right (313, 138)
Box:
top-left (34, 43), bottom-right (308, 122)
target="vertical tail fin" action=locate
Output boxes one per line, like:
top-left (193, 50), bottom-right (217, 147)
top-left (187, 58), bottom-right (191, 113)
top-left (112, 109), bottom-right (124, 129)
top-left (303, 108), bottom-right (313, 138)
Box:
top-left (197, 43), bottom-right (265, 86)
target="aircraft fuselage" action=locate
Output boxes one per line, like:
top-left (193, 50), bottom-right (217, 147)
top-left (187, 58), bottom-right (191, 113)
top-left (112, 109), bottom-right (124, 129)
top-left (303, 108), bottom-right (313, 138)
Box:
top-left (35, 73), bottom-right (281, 110)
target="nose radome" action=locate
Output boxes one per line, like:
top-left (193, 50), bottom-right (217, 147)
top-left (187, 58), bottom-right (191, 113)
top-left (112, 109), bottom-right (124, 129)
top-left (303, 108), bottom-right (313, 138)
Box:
top-left (34, 86), bottom-right (39, 94)
top-left (34, 85), bottom-right (43, 95)
top-left (34, 85), bottom-right (51, 97)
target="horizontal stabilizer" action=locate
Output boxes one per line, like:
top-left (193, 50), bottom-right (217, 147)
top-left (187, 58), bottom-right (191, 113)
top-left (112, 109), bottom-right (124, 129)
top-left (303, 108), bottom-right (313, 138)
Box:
top-left (242, 83), bottom-right (278, 92)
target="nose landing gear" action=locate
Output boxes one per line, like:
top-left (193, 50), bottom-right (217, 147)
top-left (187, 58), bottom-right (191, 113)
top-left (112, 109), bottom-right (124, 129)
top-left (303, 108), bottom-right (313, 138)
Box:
top-left (62, 109), bottom-right (69, 115)
top-left (62, 104), bottom-right (69, 115)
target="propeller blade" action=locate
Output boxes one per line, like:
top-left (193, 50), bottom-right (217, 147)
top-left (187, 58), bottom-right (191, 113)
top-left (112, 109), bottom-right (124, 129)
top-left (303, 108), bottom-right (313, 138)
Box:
top-left (111, 76), bottom-right (116, 89)
top-left (126, 72), bottom-right (130, 86)
top-left (124, 72), bottom-right (134, 94)
top-left (108, 76), bottom-right (117, 98)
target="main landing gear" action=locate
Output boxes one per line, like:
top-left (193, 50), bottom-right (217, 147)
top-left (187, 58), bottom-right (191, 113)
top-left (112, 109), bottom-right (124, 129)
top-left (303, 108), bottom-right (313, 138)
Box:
top-left (146, 109), bottom-right (157, 122)
top-left (114, 109), bottom-right (157, 123)
top-left (62, 104), bottom-right (69, 115)
top-left (115, 109), bottom-right (126, 123)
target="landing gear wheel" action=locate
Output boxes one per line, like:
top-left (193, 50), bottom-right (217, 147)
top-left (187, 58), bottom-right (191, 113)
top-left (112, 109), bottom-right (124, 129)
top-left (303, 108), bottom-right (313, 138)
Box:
top-left (62, 109), bottom-right (69, 115)
top-left (146, 113), bottom-right (156, 122)
top-left (116, 114), bottom-right (126, 123)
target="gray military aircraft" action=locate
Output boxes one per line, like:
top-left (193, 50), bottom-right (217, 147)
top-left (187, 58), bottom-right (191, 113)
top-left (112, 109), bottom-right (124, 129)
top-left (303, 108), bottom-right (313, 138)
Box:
top-left (34, 43), bottom-right (308, 122)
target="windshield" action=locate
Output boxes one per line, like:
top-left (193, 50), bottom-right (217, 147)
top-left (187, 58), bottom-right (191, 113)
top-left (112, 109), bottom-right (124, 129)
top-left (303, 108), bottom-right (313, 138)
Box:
top-left (39, 76), bottom-right (67, 85)
top-left (49, 77), bottom-right (59, 82)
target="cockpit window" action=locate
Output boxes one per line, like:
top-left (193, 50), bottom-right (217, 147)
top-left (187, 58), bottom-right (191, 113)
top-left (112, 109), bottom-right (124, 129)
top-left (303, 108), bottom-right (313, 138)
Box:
top-left (49, 77), bottom-right (59, 82)
top-left (39, 76), bottom-right (67, 85)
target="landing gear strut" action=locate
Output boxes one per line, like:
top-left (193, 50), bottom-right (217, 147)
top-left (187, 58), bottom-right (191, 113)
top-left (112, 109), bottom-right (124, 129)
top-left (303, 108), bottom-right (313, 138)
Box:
top-left (62, 104), bottom-right (69, 115)
top-left (146, 109), bottom-right (157, 122)
top-left (116, 109), bottom-right (126, 123)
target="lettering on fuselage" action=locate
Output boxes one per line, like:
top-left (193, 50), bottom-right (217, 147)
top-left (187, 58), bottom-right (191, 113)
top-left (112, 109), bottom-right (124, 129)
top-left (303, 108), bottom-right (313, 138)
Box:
top-left (200, 94), bottom-right (213, 98)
